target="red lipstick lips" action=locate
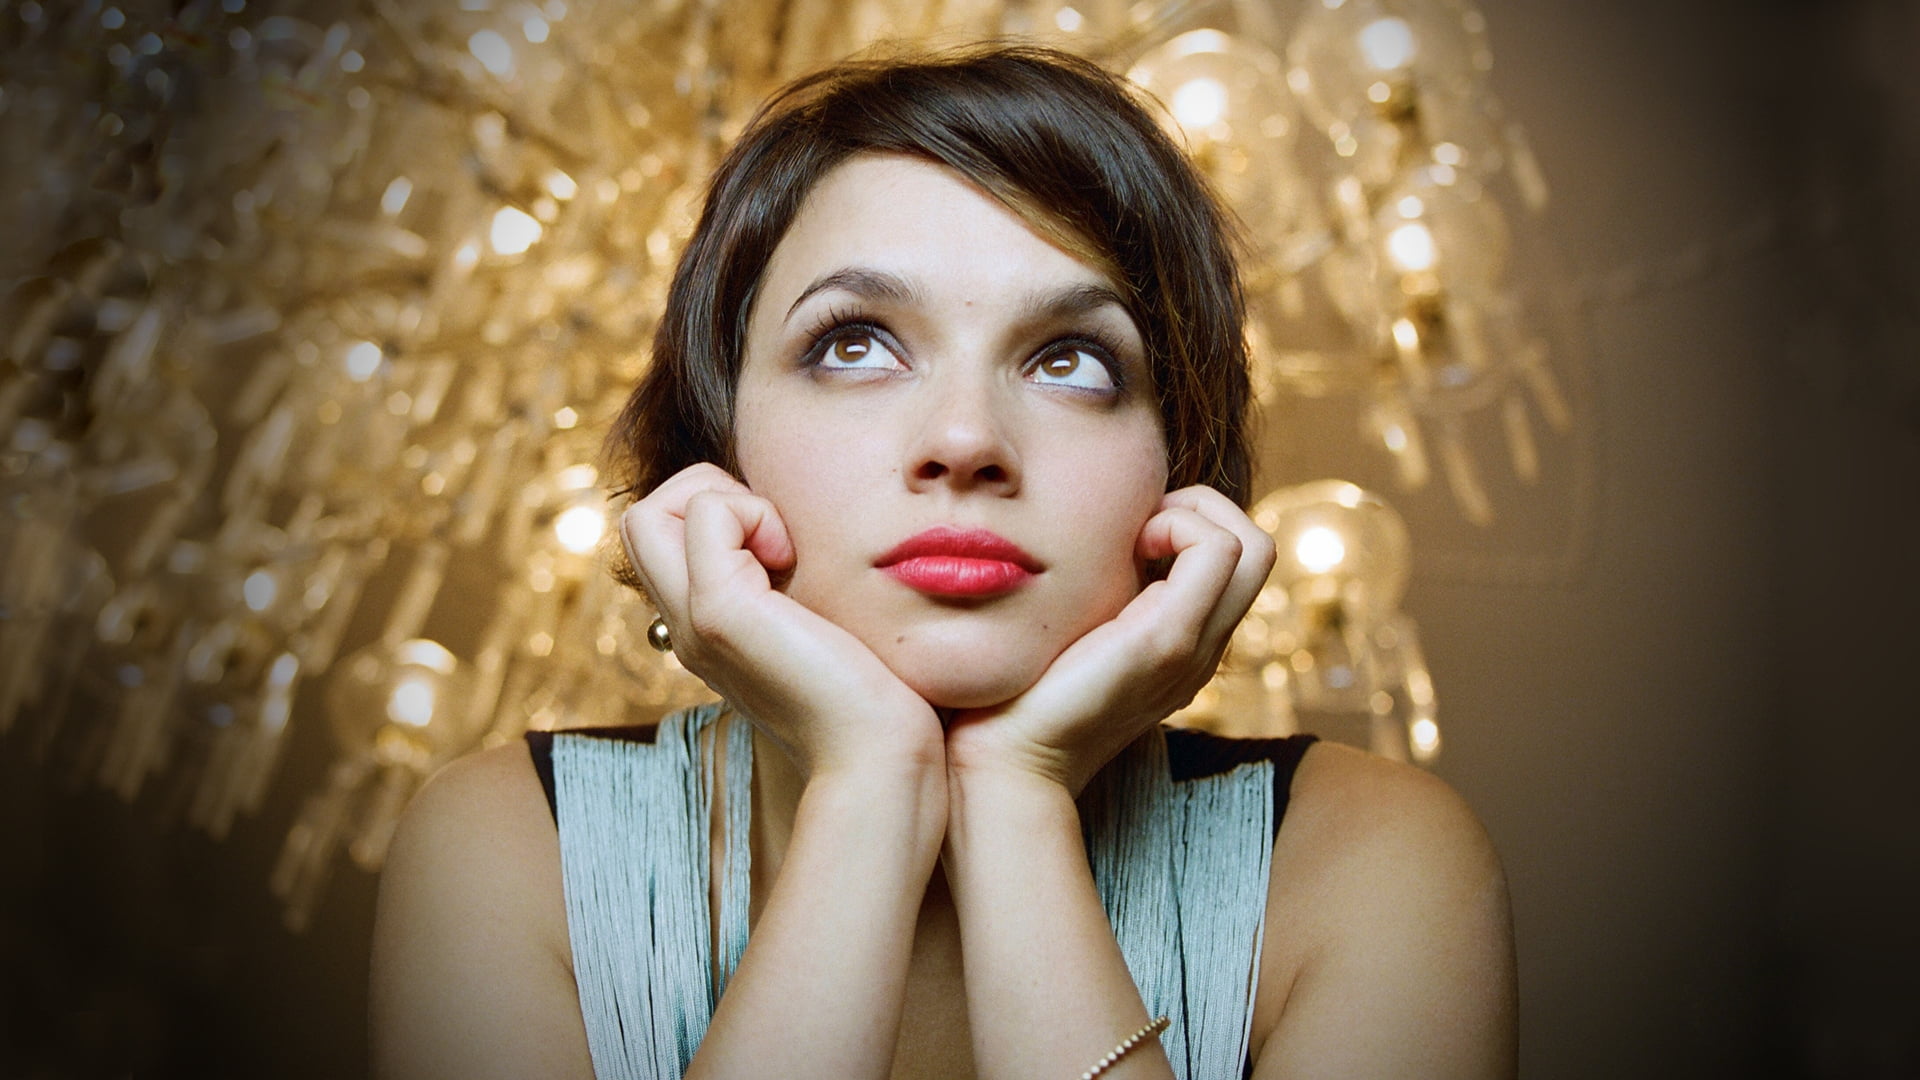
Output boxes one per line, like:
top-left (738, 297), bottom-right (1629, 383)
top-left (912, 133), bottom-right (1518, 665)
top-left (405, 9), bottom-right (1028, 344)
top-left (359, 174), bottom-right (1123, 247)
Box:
top-left (875, 526), bottom-right (1041, 598)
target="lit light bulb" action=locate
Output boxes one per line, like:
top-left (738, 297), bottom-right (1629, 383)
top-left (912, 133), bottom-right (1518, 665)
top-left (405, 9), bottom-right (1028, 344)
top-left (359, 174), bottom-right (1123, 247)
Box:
top-left (553, 504), bottom-right (605, 554)
top-left (242, 569), bottom-right (278, 613)
top-left (1289, 0), bottom-right (1493, 183)
top-left (489, 206), bottom-right (542, 255)
top-left (554, 463), bottom-right (597, 490)
top-left (1357, 17), bottom-right (1416, 70)
top-left (261, 653), bottom-right (299, 733)
top-left (1253, 480), bottom-right (1412, 624)
top-left (1295, 525), bottom-right (1347, 574)
top-left (1386, 222), bottom-right (1437, 271)
top-left (1127, 28), bottom-right (1311, 260)
top-left (1372, 166), bottom-right (1513, 336)
top-left (386, 674), bottom-right (437, 727)
top-left (1171, 77), bottom-right (1229, 129)
top-left (468, 30), bottom-right (514, 78)
top-left (1406, 665), bottom-right (1434, 707)
top-left (380, 176), bottom-right (413, 216)
top-left (344, 340), bottom-right (383, 381)
top-left (328, 639), bottom-right (473, 768)
top-left (1392, 317), bottom-right (1421, 354)
top-left (1410, 717), bottom-right (1441, 760)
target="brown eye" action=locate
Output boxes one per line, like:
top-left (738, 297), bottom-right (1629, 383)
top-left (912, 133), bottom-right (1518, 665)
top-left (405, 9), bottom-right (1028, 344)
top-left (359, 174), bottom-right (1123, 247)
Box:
top-left (818, 330), bottom-right (900, 370)
top-left (1030, 346), bottom-right (1114, 391)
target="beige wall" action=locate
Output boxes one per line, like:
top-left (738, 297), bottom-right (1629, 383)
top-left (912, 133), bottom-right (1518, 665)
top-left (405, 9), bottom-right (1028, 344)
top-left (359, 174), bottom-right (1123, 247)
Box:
top-left (1395, 1), bottom-right (1919, 1075)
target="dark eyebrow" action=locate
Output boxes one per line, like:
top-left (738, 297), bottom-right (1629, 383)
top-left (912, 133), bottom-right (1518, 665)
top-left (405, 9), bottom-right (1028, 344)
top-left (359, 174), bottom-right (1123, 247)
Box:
top-left (781, 269), bottom-right (1135, 332)
top-left (1021, 282), bottom-right (1132, 322)
top-left (783, 267), bottom-right (922, 324)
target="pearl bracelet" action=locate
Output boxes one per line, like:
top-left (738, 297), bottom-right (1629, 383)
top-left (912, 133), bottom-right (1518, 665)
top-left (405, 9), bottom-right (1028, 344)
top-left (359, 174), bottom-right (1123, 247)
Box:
top-left (1079, 1015), bottom-right (1171, 1080)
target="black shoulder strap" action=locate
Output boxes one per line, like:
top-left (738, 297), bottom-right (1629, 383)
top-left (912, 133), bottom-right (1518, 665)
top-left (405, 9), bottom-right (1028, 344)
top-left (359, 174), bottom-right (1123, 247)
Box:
top-left (528, 724), bottom-right (1319, 836)
top-left (523, 723), bottom-right (663, 826)
top-left (1163, 727), bottom-right (1319, 840)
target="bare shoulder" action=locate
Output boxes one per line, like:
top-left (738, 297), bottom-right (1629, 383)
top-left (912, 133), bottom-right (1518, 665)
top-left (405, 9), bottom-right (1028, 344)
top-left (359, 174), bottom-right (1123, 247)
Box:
top-left (1277, 740), bottom-right (1505, 890)
top-left (385, 740), bottom-right (562, 887)
top-left (1250, 741), bottom-right (1517, 1079)
top-left (369, 740), bottom-right (593, 1080)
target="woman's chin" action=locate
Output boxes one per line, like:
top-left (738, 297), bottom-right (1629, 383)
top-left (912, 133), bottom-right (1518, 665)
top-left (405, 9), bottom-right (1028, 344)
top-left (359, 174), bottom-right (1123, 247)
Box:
top-left (906, 676), bottom-right (1029, 711)
top-left (797, 597), bottom-right (1061, 711)
top-left (912, 680), bottom-right (1022, 712)
top-left (891, 656), bottom-right (1045, 712)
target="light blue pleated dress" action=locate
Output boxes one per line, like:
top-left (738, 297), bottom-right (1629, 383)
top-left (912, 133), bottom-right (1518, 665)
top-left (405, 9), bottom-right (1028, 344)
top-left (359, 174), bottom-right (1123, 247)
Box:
top-left (547, 702), bottom-right (1283, 1080)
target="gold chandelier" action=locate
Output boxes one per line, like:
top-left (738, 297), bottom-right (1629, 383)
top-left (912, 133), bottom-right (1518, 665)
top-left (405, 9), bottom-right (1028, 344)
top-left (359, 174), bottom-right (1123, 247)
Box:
top-left (0, 0), bottom-right (1563, 928)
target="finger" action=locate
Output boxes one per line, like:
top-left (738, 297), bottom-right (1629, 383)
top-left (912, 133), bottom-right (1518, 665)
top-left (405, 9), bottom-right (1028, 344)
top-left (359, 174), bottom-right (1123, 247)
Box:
top-left (1159, 487), bottom-right (1274, 578)
top-left (647, 462), bottom-right (754, 524)
top-left (1159, 486), bottom-right (1275, 635)
top-left (1130, 506), bottom-right (1241, 649)
top-left (736, 497), bottom-right (796, 576)
top-left (649, 463), bottom-right (796, 572)
top-left (620, 499), bottom-right (685, 611)
top-left (622, 464), bottom-right (758, 612)
top-left (683, 489), bottom-right (795, 636)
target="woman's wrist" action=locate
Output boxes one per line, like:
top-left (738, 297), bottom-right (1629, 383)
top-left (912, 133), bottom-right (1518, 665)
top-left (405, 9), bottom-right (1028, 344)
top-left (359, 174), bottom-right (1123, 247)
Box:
top-left (943, 716), bottom-right (1050, 782)
top-left (944, 719), bottom-right (1119, 799)
top-left (749, 695), bottom-right (946, 788)
top-left (941, 755), bottom-right (1079, 865)
top-left (802, 754), bottom-right (951, 858)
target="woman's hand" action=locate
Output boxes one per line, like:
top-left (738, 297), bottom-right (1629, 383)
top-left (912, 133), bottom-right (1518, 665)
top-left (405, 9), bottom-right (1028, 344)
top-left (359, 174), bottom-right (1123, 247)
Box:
top-left (621, 463), bottom-right (943, 780)
top-left (943, 485), bottom-right (1275, 795)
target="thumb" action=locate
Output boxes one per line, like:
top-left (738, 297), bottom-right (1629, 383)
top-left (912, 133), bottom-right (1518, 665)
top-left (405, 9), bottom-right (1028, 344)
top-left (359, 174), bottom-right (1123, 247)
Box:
top-left (737, 495), bottom-right (796, 575)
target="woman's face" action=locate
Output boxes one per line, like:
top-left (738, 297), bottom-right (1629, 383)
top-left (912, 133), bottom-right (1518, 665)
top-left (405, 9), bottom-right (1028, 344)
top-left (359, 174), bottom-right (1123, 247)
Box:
top-left (733, 153), bottom-right (1169, 710)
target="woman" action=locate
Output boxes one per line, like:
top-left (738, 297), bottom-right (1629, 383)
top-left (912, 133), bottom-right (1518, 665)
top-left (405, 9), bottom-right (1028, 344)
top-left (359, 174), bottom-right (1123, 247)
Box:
top-left (370, 44), bottom-right (1515, 1080)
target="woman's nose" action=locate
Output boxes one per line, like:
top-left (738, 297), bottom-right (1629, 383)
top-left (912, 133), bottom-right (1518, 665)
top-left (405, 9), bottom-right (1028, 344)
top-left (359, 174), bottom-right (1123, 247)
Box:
top-left (904, 378), bottom-right (1021, 495)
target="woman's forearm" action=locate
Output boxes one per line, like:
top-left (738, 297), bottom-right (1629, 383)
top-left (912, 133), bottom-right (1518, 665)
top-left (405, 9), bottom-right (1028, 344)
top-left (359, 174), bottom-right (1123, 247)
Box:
top-left (942, 764), bottom-right (1175, 1080)
top-left (687, 760), bottom-right (947, 1080)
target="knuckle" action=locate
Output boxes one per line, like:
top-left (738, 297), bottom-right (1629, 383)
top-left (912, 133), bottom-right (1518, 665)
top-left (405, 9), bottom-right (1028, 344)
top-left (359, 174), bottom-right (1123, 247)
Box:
top-left (622, 499), bottom-right (661, 532)
top-left (1250, 529), bottom-right (1277, 573)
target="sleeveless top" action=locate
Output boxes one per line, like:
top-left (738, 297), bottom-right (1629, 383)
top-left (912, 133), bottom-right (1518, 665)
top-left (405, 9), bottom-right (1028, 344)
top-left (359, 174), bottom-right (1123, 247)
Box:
top-left (525, 702), bottom-right (1316, 1080)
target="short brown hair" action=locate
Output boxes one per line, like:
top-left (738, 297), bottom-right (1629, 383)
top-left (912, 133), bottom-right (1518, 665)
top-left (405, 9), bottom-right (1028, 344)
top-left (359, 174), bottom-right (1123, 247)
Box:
top-left (605, 43), bottom-right (1253, 519)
